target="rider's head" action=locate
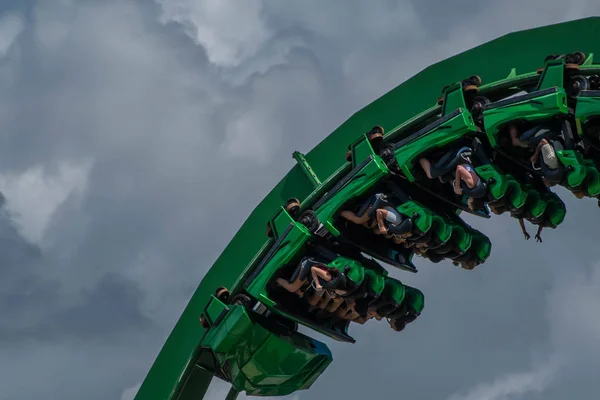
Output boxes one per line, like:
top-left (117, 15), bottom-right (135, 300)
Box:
top-left (468, 197), bottom-right (485, 211)
top-left (388, 318), bottom-right (406, 332)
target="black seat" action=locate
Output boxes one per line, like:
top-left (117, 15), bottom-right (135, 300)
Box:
top-left (461, 180), bottom-right (488, 198)
top-left (520, 125), bottom-right (553, 145)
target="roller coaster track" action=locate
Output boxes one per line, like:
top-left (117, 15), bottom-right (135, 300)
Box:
top-left (134, 17), bottom-right (600, 400)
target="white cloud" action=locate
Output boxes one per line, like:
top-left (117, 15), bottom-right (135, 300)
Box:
top-left (0, 11), bottom-right (24, 57)
top-left (155, 0), bottom-right (272, 68)
top-left (0, 161), bottom-right (91, 245)
top-left (447, 361), bottom-right (559, 400)
top-left (447, 259), bottom-right (600, 400)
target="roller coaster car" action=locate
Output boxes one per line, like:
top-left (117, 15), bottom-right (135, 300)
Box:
top-left (392, 107), bottom-right (478, 182)
top-left (573, 75), bottom-right (600, 144)
top-left (239, 247), bottom-right (417, 344)
top-left (338, 190), bottom-right (492, 268)
top-left (482, 85), bottom-right (600, 197)
top-left (197, 294), bottom-right (333, 397)
top-left (387, 105), bottom-right (492, 216)
top-left (482, 86), bottom-right (569, 149)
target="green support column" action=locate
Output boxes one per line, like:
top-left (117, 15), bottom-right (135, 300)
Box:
top-left (176, 367), bottom-right (214, 400)
top-left (224, 387), bottom-right (239, 400)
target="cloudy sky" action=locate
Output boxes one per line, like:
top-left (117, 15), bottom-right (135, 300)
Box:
top-left (1, 1), bottom-right (600, 399)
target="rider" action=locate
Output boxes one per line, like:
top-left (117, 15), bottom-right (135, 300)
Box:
top-left (341, 193), bottom-right (414, 237)
top-left (387, 286), bottom-right (424, 332)
top-left (508, 124), bottom-right (564, 185)
top-left (275, 256), bottom-right (348, 296)
top-left (488, 204), bottom-right (544, 242)
top-left (419, 147), bottom-right (487, 201)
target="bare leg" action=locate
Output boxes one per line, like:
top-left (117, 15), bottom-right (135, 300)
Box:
top-left (341, 208), bottom-right (371, 225)
top-left (419, 158), bottom-right (434, 179)
top-left (518, 218), bottom-right (530, 240)
top-left (276, 277), bottom-right (305, 293)
top-left (535, 226), bottom-right (543, 242)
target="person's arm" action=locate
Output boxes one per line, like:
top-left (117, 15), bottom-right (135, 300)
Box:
top-left (535, 226), bottom-right (543, 243)
top-left (519, 218), bottom-right (530, 240)
top-left (311, 266), bottom-right (332, 290)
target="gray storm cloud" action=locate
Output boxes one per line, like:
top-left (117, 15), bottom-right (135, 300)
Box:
top-left (0, 1), bottom-right (599, 399)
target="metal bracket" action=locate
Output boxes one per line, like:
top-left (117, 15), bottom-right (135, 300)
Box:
top-left (293, 151), bottom-right (321, 188)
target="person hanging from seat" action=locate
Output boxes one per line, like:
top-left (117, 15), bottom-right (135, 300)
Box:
top-left (508, 124), bottom-right (565, 185)
top-left (341, 193), bottom-right (414, 237)
top-left (419, 147), bottom-right (487, 200)
top-left (275, 256), bottom-right (348, 296)
top-left (340, 193), bottom-right (386, 226)
top-left (387, 286), bottom-right (424, 332)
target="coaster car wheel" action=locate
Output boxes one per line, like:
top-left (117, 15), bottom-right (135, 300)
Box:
top-left (569, 51), bottom-right (586, 65)
top-left (367, 126), bottom-right (384, 148)
top-left (230, 294), bottom-right (252, 307)
top-left (470, 96), bottom-right (490, 121)
top-left (379, 144), bottom-right (396, 165)
top-left (588, 75), bottom-right (600, 90)
top-left (215, 286), bottom-right (230, 303)
top-left (285, 198), bottom-right (301, 217)
top-left (298, 210), bottom-right (320, 233)
top-left (463, 84), bottom-right (479, 93)
top-left (567, 75), bottom-right (590, 96)
top-left (466, 75), bottom-right (482, 87)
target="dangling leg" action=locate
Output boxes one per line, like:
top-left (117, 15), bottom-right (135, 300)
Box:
top-left (419, 158), bottom-right (434, 179)
top-left (340, 209), bottom-right (371, 225)
top-left (276, 277), bottom-right (306, 294)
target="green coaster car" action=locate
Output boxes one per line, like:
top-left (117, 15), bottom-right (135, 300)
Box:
top-left (480, 59), bottom-right (600, 198)
top-left (197, 295), bottom-right (332, 397)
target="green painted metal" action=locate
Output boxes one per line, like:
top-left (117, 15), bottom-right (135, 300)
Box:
top-left (383, 278), bottom-right (406, 306)
top-left (557, 150), bottom-right (587, 187)
top-left (483, 88), bottom-right (568, 148)
top-left (293, 151), bottom-right (321, 188)
top-left (542, 192), bottom-right (567, 228)
top-left (363, 269), bottom-right (386, 296)
top-left (135, 18), bottom-right (600, 400)
top-left (198, 302), bottom-right (332, 396)
top-left (404, 286), bottom-right (425, 315)
top-left (475, 164), bottom-right (508, 201)
top-left (575, 91), bottom-right (600, 130)
top-left (395, 108), bottom-right (477, 182)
